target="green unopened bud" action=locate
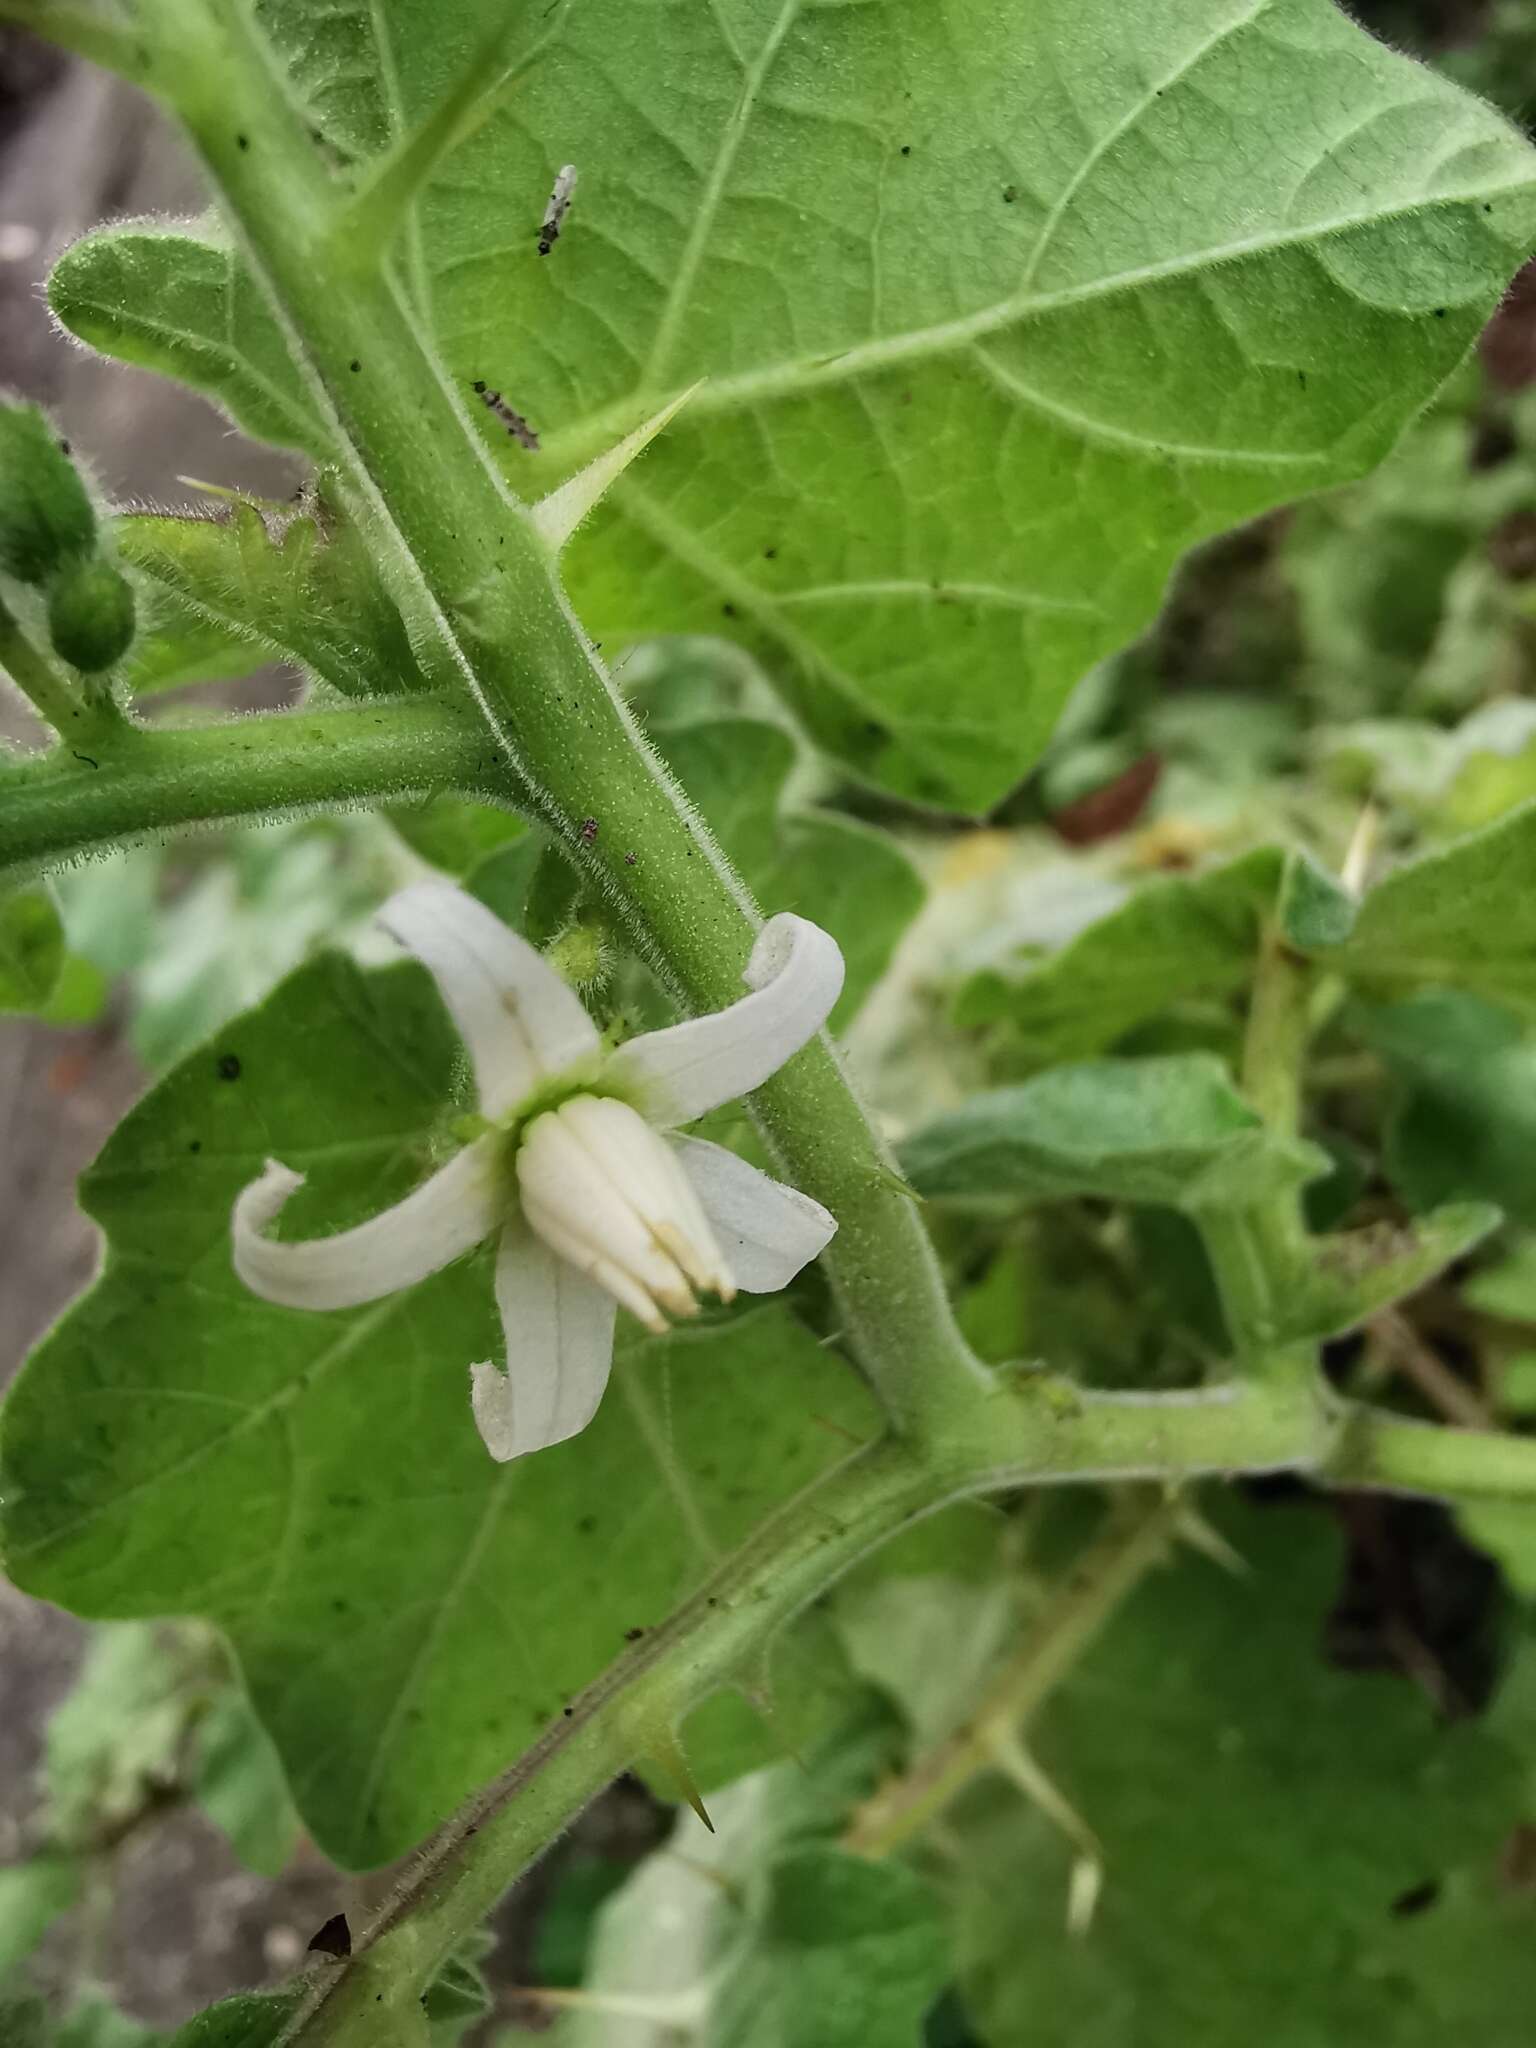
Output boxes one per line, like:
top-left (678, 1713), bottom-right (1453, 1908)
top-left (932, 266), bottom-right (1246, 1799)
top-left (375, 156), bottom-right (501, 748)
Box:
top-left (544, 918), bottom-right (611, 996)
top-left (46, 557), bottom-right (136, 672)
top-left (0, 403), bottom-right (96, 584)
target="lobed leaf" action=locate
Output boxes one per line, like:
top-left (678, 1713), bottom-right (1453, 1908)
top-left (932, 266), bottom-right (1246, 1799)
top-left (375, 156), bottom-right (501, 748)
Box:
top-left (0, 953), bottom-right (877, 1867)
top-left (953, 1498), bottom-right (1536, 2046)
top-left (52, 0), bottom-right (1536, 806)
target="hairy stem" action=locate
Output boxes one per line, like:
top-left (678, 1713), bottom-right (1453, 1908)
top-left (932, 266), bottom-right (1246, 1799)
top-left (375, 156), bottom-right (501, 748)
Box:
top-left (276, 1378), bottom-right (1533, 2043)
top-left (0, 700), bottom-right (495, 877)
top-left (0, 610), bottom-right (98, 744)
top-left (1205, 913), bottom-right (1320, 1367)
top-left (144, 0), bottom-right (982, 1436)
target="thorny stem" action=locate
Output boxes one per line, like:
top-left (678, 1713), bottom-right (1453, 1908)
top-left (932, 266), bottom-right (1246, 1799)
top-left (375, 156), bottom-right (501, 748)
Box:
top-left (843, 1490), bottom-right (1183, 1859)
top-left (141, 0), bottom-right (985, 1440)
top-left (276, 1386), bottom-right (1536, 2044)
top-left (13, 11), bottom-right (1536, 2039)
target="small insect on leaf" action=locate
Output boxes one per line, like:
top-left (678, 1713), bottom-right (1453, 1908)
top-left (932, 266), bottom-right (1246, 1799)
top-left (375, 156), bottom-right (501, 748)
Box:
top-left (471, 380), bottom-right (540, 453)
top-left (539, 163), bottom-right (578, 255)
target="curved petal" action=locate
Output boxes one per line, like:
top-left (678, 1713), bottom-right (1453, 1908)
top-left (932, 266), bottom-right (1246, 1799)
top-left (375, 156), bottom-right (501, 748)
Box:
top-left (378, 883), bottom-right (599, 1118)
top-left (673, 1137), bottom-right (836, 1293)
top-left (231, 1139), bottom-right (499, 1311)
top-left (609, 914), bottom-right (845, 1126)
top-left (470, 1216), bottom-right (617, 1461)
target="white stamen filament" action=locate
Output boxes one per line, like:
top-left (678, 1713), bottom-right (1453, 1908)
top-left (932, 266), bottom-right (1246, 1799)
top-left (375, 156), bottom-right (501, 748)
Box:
top-left (515, 1094), bottom-right (736, 1332)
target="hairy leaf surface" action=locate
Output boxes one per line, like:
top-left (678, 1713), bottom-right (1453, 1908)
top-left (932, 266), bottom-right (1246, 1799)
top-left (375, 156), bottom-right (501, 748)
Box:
top-left (50, 0), bottom-right (1536, 805)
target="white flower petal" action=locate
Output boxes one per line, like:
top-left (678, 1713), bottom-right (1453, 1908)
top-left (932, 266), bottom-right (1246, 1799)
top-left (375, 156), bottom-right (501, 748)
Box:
top-left (609, 913), bottom-right (845, 1126)
top-left (231, 1139), bottom-right (500, 1311)
top-left (470, 1217), bottom-right (617, 1461)
top-left (378, 882), bottom-right (599, 1118)
top-left (673, 1136), bottom-right (836, 1293)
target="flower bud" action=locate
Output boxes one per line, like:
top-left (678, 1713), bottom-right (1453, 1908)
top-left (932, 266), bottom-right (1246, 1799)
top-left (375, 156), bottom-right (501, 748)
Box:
top-left (0, 403), bottom-right (96, 585)
top-left (46, 557), bottom-right (136, 672)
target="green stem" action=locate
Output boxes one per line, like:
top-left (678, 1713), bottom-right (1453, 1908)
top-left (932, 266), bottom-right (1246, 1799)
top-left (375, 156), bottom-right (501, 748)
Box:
top-left (0, 700), bottom-right (494, 878)
top-left (145, 0), bottom-right (983, 1437)
top-left (0, 1), bottom-right (137, 72)
top-left (1325, 1406), bottom-right (1536, 1500)
top-left (278, 1378), bottom-right (1535, 2045)
top-left (1204, 915), bottom-right (1320, 1367)
top-left (282, 1436), bottom-right (938, 2044)
top-left (1242, 921), bottom-right (1313, 1138)
top-left (844, 1490), bottom-right (1182, 1858)
top-left (0, 610), bottom-right (94, 741)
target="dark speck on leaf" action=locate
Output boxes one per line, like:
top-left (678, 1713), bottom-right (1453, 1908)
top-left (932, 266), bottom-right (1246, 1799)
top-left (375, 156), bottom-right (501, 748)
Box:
top-left (1390, 1880), bottom-right (1441, 1919)
top-left (624, 850), bottom-right (637, 866)
top-left (899, 144), bottom-right (911, 156)
top-left (218, 1054), bottom-right (242, 1082)
top-left (350, 359), bottom-right (361, 372)
top-left (563, 1704), bottom-right (574, 1716)
top-left (721, 602), bottom-right (738, 618)
top-left (189, 1140), bottom-right (202, 1154)
top-left (58, 438), bottom-right (70, 456)
top-left (1297, 370), bottom-right (1307, 389)
top-left (764, 546), bottom-right (777, 559)
top-left (577, 1514), bottom-right (598, 1534)
top-left (1002, 184), bottom-right (1018, 203)
top-left (1434, 308), bottom-right (1447, 319)
top-left (624, 1626), bottom-right (645, 1642)
top-left (236, 133), bottom-right (249, 151)
top-left (308, 1914), bottom-right (351, 1959)
top-left (580, 816), bottom-right (600, 845)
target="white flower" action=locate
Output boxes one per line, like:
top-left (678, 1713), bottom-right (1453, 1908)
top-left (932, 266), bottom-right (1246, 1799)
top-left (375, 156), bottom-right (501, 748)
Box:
top-left (231, 884), bottom-right (843, 1463)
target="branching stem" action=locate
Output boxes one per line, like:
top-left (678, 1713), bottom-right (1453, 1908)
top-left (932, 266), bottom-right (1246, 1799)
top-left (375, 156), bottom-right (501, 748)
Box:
top-left (0, 700), bottom-right (496, 877)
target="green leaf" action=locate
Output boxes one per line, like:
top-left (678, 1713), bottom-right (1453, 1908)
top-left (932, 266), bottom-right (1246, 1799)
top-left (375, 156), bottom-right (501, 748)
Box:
top-left (167, 1991), bottom-right (303, 2048)
top-left (48, 225), bottom-right (328, 457)
top-left (117, 504), bottom-right (428, 702)
top-left (0, 1853), bottom-right (82, 1974)
top-left (385, 797), bottom-right (526, 877)
top-left (192, 1691), bottom-right (302, 1878)
top-left (1465, 1239), bottom-right (1536, 1324)
top-left (1368, 993), bottom-right (1536, 1228)
top-left (1278, 1202), bottom-right (1502, 1344)
top-left (1325, 802), bottom-right (1536, 1012)
top-left (0, 884), bottom-right (65, 1013)
top-left (901, 1053), bottom-right (1326, 1213)
top-left (62, 3), bottom-right (1536, 807)
top-left (566, 1715), bottom-right (947, 2048)
top-left (0, 953), bottom-right (878, 1866)
top-left (954, 849), bottom-right (1281, 1062)
top-left (1279, 848), bottom-right (1355, 950)
top-left (710, 1848), bottom-right (949, 2048)
top-left (659, 718), bottom-right (923, 1022)
top-left (953, 1498), bottom-right (1536, 2047)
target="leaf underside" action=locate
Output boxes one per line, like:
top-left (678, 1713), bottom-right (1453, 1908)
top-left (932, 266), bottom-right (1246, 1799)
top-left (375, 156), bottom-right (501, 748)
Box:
top-left (48, 0), bottom-right (1536, 807)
